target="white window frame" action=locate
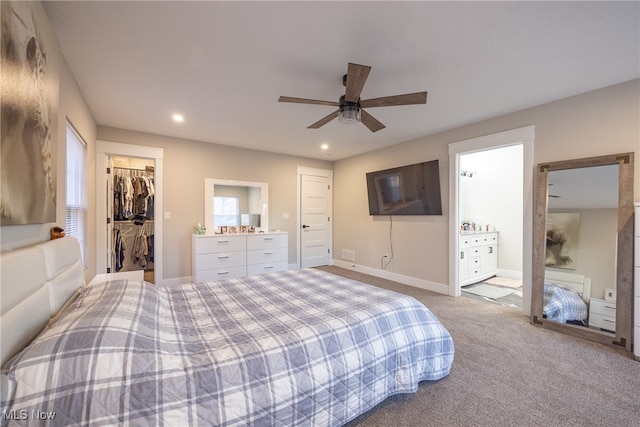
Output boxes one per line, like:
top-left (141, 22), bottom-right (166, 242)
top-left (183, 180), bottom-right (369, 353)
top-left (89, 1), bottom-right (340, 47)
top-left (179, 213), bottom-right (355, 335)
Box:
top-left (65, 122), bottom-right (87, 267)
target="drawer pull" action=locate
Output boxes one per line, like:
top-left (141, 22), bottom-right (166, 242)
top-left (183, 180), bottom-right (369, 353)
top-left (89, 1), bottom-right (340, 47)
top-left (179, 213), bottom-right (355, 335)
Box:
top-left (264, 237), bottom-right (274, 241)
top-left (217, 240), bottom-right (230, 244)
top-left (217, 271), bottom-right (229, 275)
top-left (604, 305), bottom-right (616, 310)
top-left (604, 319), bottom-right (615, 323)
top-left (217, 255), bottom-right (229, 259)
top-left (264, 265), bottom-right (274, 269)
top-left (264, 251), bottom-right (274, 255)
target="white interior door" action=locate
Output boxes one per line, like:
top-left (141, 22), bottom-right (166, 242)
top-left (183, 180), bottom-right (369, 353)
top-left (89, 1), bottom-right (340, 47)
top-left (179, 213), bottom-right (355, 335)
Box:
top-left (300, 174), bottom-right (332, 268)
top-left (106, 156), bottom-right (114, 272)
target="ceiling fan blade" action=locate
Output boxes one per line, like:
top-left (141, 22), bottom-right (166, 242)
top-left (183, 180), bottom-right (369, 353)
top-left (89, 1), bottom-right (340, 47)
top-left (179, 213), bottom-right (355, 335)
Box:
top-left (308, 110), bottom-right (339, 129)
top-left (360, 91), bottom-right (428, 108)
top-left (360, 110), bottom-right (386, 132)
top-left (278, 96), bottom-right (339, 107)
top-left (344, 63), bottom-right (371, 103)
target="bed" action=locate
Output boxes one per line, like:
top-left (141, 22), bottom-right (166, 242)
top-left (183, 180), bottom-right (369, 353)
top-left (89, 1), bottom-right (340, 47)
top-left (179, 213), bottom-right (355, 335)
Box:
top-left (542, 270), bottom-right (591, 325)
top-left (1, 237), bottom-right (454, 426)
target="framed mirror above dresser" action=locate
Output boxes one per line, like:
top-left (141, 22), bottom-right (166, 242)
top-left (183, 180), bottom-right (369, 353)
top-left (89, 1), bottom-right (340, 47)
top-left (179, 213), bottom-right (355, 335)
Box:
top-left (204, 178), bottom-right (269, 233)
top-left (531, 153), bottom-right (634, 353)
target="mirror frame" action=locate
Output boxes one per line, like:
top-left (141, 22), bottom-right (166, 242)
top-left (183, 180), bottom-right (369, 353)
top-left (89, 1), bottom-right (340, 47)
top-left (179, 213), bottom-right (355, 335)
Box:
top-left (204, 178), bottom-right (269, 233)
top-left (531, 152), bottom-right (634, 352)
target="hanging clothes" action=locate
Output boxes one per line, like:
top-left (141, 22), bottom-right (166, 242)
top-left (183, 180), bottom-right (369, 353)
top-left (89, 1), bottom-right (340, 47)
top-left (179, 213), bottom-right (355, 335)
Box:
top-left (112, 167), bottom-right (155, 273)
top-left (113, 168), bottom-right (155, 220)
top-left (112, 227), bottom-right (126, 272)
top-left (131, 228), bottom-right (149, 269)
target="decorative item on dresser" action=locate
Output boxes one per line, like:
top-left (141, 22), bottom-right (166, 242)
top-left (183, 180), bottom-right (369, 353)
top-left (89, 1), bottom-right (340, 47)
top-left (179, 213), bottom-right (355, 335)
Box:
top-left (192, 232), bottom-right (288, 281)
top-left (459, 231), bottom-right (498, 286)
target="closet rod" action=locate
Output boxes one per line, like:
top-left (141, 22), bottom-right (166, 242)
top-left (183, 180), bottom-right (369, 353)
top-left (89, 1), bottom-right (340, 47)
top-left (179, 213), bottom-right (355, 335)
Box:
top-left (113, 166), bottom-right (154, 172)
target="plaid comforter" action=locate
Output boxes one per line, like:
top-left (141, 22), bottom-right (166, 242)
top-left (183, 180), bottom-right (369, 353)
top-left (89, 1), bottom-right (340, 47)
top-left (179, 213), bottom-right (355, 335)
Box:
top-left (543, 283), bottom-right (589, 324)
top-left (1, 268), bottom-right (453, 426)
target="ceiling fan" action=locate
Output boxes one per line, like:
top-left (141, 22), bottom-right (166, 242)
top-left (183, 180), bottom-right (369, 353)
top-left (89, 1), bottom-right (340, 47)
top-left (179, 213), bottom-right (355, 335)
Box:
top-left (278, 63), bottom-right (428, 132)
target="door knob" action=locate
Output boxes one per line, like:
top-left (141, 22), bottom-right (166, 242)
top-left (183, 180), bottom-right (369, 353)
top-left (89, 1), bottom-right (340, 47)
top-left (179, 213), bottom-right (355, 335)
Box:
top-left (302, 224), bottom-right (310, 229)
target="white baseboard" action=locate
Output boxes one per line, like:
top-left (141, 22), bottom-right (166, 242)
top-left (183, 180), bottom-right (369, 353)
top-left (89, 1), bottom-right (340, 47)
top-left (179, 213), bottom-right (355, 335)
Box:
top-left (332, 259), bottom-right (449, 295)
top-left (161, 263), bottom-right (452, 296)
top-left (496, 269), bottom-right (523, 280)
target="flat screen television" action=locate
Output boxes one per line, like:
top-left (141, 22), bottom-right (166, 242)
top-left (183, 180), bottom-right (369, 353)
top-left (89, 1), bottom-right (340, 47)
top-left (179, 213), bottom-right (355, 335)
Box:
top-left (366, 159), bottom-right (442, 216)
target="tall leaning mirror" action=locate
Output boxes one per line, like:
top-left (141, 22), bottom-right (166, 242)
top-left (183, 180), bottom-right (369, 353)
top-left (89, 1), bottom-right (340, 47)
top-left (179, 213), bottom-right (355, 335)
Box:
top-left (531, 153), bottom-right (634, 353)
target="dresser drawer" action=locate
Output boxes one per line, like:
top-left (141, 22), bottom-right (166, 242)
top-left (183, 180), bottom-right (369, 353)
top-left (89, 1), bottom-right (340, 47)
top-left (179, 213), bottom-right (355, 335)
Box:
top-left (195, 266), bottom-right (246, 282)
top-left (480, 232), bottom-right (498, 244)
top-left (635, 296), bottom-right (640, 327)
top-left (194, 235), bottom-right (246, 254)
top-left (590, 298), bottom-right (617, 318)
top-left (460, 235), bottom-right (483, 248)
top-left (247, 233), bottom-right (287, 250)
top-left (460, 232), bottom-right (498, 248)
top-left (589, 313), bottom-right (616, 331)
top-left (247, 262), bottom-right (288, 276)
top-left (247, 246), bottom-right (287, 265)
top-left (195, 251), bottom-right (246, 269)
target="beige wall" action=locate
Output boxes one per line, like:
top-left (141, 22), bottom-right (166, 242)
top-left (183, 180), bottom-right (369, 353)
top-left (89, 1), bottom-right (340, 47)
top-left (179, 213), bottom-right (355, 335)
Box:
top-left (333, 79), bottom-right (639, 288)
top-left (96, 127), bottom-right (332, 281)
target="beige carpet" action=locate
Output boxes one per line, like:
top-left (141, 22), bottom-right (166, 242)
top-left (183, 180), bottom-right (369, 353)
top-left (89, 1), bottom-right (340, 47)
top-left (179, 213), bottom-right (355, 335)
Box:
top-left (316, 266), bottom-right (640, 427)
top-left (484, 276), bottom-right (522, 289)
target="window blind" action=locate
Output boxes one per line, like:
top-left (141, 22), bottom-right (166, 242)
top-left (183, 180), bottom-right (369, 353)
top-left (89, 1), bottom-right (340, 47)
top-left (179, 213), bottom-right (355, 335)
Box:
top-left (65, 123), bottom-right (87, 267)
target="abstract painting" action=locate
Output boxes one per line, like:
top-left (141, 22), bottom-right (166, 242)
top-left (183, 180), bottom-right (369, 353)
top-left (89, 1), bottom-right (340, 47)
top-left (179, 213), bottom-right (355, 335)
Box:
top-left (1, 1), bottom-right (59, 225)
top-left (546, 212), bottom-right (581, 270)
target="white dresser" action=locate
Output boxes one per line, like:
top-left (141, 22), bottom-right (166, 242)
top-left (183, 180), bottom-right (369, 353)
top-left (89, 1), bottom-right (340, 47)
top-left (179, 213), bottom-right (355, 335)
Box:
top-left (192, 232), bottom-right (288, 281)
top-left (634, 203), bottom-right (639, 361)
top-left (459, 232), bottom-right (499, 286)
top-left (589, 298), bottom-right (616, 333)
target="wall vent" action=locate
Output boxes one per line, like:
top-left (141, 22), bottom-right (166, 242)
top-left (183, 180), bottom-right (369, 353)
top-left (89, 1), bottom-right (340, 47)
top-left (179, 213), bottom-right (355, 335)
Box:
top-left (341, 249), bottom-right (356, 261)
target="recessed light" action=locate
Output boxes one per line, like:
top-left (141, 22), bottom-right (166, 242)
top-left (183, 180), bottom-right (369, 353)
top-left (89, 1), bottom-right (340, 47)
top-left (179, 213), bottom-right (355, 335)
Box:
top-left (321, 143), bottom-right (329, 150)
top-left (172, 114), bottom-right (184, 123)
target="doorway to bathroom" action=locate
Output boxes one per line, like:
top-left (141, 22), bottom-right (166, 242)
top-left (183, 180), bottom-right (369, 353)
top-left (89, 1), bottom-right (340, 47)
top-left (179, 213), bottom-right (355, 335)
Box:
top-left (448, 126), bottom-right (534, 316)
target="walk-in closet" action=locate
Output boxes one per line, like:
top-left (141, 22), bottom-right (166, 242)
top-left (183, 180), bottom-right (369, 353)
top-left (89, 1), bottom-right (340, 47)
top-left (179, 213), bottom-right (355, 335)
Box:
top-left (109, 156), bottom-right (155, 283)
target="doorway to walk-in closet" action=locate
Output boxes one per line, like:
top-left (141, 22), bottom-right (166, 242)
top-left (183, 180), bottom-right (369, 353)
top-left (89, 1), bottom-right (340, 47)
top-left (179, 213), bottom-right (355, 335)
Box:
top-left (109, 156), bottom-right (156, 283)
top-left (449, 126), bottom-right (534, 316)
top-left (96, 141), bottom-right (163, 285)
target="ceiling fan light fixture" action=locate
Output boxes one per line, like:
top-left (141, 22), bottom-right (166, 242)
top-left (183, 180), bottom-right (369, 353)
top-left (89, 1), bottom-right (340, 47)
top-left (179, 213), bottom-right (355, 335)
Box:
top-left (338, 104), bottom-right (360, 124)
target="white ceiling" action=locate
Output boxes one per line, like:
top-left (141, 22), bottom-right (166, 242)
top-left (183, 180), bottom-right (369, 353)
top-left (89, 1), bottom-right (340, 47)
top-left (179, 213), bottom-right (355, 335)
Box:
top-left (43, 1), bottom-right (639, 161)
top-left (548, 164), bottom-right (619, 210)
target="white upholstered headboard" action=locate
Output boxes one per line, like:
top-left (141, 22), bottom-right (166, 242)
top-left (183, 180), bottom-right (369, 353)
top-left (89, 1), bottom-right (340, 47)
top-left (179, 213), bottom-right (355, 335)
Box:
top-left (544, 269), bottom-right (592, 303)
top-left (1, 237), bottom-right (85, 367)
